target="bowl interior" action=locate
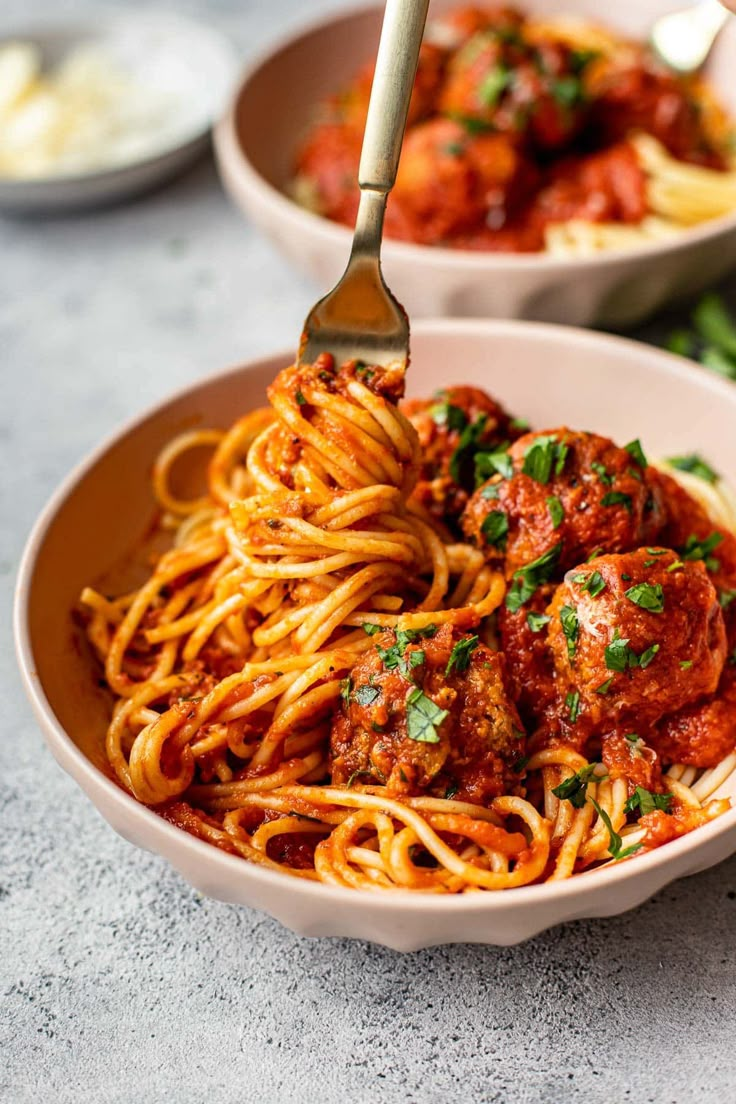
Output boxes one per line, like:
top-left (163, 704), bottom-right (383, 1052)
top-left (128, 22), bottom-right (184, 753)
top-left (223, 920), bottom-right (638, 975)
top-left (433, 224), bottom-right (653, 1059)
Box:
top-left (239, 0), bottom-right (736, 199)
top-left (23, 323), bottom-right (736, 809)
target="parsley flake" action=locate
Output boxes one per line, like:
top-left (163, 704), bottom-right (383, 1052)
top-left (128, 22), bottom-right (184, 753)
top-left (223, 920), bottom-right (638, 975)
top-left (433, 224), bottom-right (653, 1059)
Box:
top-left (505, 542), bottom-right (562, 612)
top-left (445, 635), bottom-right (480, 676)
top-left (680, 531), bottom-right (723, 572)
top-left (559, 604), bottom-right (579, 662)
top-left (429, 401), bottom-right (467, 432)
top-left (601, 491), bottom-right (633, 513)
top-left (590, 799), bottom-right (643, 861)
top-left (547, 495), bottom-right (564, 529)
top-left (552, 763), bottom-right (600, 808)
top-left (624, 787), bottom-right (673, 817)
top-left (625, 582), bottom-right (665, 613)
top-left (566, 690), bottom-right (581, 722)
top-left (527, 611), bottom-right (551, 633)
top-left (481, 509), bottom-right (509, 549)
top-left (667, 453), bottom-right (719, 484)
top-left (522, 435), bottom-right (568, 484)
top-left (406, 688), bottom-right (449, 744)
top-left (624, 439), bottom-right (648, 468)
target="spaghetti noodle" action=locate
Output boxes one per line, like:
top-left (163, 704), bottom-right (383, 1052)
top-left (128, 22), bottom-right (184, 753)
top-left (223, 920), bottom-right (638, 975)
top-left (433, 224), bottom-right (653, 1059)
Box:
top-left (80, 355), bottom-right (736, 893)
top-left (293, 5), bottom-right (736, 256)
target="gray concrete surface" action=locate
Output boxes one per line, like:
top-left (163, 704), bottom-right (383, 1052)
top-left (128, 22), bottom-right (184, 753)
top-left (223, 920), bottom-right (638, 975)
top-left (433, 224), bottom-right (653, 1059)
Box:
top-left (2, 2), bottom-right (736, 1102)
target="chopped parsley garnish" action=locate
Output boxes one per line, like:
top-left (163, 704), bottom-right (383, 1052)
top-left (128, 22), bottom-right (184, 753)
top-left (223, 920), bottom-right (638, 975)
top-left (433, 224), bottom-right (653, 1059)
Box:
top-left (478, 63), bottom-right (512, 107)
top-left (680, 660), bottom-right (693, 670)
top-left (353, 683), bottom-right (382, 708)
top-left (667, 560), bottom-right (684, 572)
top-left (624, 439), bottom-right (648, 469)
top-left (624, 787), bottom-right (673, 817)
top-left (475, 446), bottom-right (513, 484)
top-left (505, 542), bottom-right (562, 612)
top-left (591, 461), bottom-right (613, 486)
top-left (680, 531), bottom-right (723, 572)
top-left (339, 676), bottom-right (352, 704)
top-left (552, 763), bottom-right (600, 808)
top-left (550, 75), bottom-right (583, 108)
top-left (376, 625), bottom-right (437, 673)
top-left (566, 690), bottom-right (581, 722)
top-left (590, 799), bottom-right (643, 861)
top-left (449, 415), bottom-right (489, 486)
top-left (406, 687), bottom-right (449, 744)
top-left (667, 453), bottom-right (719, 484)
top-left (443, 141), bottom-right (465, 158)
top-left (521, 435), bottom-right (568, 484)
top-left (444, 781), bottom-right (460, 799)
top-left (573, 570), bottom-right (606, 598)
top-left (604, 630), bottom-right (660, 672)
top-left (295, 390), bottom-right (307, 406)
top-left (625, 582), bottom-right (665, 613)
top-left (547, 495), bottom-right (564, 529)
top-left (445, 634), bottom-right (480, 676)
top-left (569, 48), bottom-right (599, 73)
top-left (527, 611), bottom-right (551, 633)
top-left (720, 589), bottom-right (736, 610)
top-left (512, 755), bottom-right (530, 774)
top-left (510, 416), bottom-right (530, 431)
top-left (481, 509), bottom-right (509, 549)
top-left (479, 481), bottom-right (500, 500)
top-left (559, 604), bottom-right (579, 662)
top-left (596, 676), bottom-right (613, 695)
top-left (601, 491), bottom-right (633, 513)
top-left (429, 401), bottom-right (467, 432)
top-left (362, 623), bottom-right (383, 636)
top-left (639, 643), bottom-right (660, 668)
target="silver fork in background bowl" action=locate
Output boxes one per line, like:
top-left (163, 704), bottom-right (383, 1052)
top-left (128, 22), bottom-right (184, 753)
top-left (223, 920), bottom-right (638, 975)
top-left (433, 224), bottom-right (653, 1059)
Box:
top-left (298, 0), bottom-right (430, 370)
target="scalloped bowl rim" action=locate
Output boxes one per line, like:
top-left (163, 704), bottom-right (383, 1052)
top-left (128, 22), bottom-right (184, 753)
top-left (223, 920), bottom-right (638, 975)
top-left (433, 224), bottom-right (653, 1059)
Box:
top-left (13, 318), bottom-right (736, 925)
top-left (216, 0), bottom-right (736, 274)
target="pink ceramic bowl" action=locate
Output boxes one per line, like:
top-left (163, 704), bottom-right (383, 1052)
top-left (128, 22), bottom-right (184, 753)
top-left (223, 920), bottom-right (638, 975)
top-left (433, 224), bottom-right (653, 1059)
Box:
top-left (14, 319), bottom-right (736, 950)
top-left (214, 0), bottom-right (736, 327)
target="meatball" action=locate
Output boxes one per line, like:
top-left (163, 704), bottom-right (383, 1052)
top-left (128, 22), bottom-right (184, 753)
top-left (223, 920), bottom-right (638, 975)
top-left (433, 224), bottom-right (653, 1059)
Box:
top-left (588, 58), bottom-right (726, 169)
top-left (531, 142), bottom-right (647, 228)
top-left (651, 665), bottom-right (736, 769)
top-left (497, 582), bottom-right (557, 728)
top-left (401, 384), bottom-right (523, 530)
top-left (462, 428), bottom-right (665, 579)
top-left (547, 548), bottom-right (727, 728)
top-left (330, 623), bottom-right (525, 805)
top-left (386, 119), bottom-right (532, 245)
top-left (438, 28), bottom-right (588, 151)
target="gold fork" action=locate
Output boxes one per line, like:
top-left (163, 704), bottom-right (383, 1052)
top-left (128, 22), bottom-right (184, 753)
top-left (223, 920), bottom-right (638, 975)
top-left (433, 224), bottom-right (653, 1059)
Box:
top-left (298, 0), bottom-right (430, 369)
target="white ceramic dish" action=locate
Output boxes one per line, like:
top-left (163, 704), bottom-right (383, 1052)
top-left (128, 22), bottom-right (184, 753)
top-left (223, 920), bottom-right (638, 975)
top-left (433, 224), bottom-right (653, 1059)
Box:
top-left (15, 321), bottom-right (736, 949)
top-left (0, 10), bottom-right (238, 213)
top-left (214, 0), bottom-right (736, 327)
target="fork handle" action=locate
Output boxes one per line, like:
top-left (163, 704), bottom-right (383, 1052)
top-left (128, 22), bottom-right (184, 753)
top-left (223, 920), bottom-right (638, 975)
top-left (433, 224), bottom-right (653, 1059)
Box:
top-left (358, 0), bottom-right (431, 193)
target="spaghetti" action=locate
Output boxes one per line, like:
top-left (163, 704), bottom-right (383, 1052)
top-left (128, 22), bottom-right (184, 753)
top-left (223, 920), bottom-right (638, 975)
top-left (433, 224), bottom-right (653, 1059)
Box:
top-left (293, 5), bottom-right (736, 256)
top-left (81, 357), bottom-right (736, 892)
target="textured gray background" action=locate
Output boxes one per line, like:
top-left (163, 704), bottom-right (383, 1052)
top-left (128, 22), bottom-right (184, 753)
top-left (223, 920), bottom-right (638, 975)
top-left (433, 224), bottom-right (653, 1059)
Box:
top-left (2, 2), bottom-right (736, 1102)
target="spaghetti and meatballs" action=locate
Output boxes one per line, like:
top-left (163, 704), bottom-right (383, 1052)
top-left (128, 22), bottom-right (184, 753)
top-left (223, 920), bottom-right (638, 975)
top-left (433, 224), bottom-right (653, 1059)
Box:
top-left (80, 356), bottom-right (736, 892)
